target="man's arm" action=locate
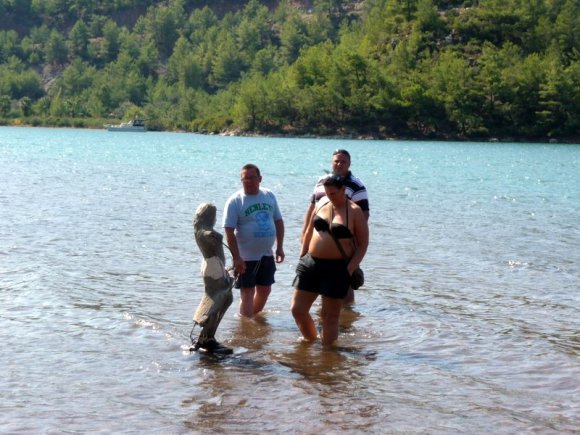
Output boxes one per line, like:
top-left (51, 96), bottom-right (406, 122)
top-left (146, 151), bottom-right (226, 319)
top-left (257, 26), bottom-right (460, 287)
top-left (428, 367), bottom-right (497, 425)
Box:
top-left (274, 219), bottom-right (285, 263)
top-left (353, 200), bottom-right (369, 221)
top-left (224, 227), bottom-right (245, 274)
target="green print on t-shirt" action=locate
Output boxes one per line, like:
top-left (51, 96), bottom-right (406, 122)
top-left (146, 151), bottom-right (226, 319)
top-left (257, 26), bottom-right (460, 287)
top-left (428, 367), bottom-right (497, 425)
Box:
top-left (244, 203), bottom-right (273, 216)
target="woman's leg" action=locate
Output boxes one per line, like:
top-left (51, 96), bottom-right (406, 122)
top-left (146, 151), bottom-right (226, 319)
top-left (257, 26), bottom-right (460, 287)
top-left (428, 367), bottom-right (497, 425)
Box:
top-left (343, 287), bottom-right (355, 305)
top-left (320, 296), bottom-right (344, 346)
top-left (291, 289), bottom-right (319, 341)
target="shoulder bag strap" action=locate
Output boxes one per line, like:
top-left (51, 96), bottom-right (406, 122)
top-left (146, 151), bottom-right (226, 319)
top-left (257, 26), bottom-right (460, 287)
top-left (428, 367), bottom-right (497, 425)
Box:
top-left (328, 204), bottom-right (349, 261)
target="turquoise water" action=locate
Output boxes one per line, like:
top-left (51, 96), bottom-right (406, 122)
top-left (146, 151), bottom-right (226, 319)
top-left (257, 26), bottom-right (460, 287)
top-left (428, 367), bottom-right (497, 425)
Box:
top-left (1, 127), bottom-right (579, 433)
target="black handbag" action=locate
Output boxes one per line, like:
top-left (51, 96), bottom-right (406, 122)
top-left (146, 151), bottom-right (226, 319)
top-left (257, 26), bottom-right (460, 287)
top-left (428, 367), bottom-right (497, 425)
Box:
top-left (350, 267), bottom-right (365, 290)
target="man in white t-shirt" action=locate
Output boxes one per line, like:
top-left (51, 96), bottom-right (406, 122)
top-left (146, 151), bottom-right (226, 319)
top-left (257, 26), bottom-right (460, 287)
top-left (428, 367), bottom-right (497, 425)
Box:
top-left (223, 164), bottom-right (285, 318)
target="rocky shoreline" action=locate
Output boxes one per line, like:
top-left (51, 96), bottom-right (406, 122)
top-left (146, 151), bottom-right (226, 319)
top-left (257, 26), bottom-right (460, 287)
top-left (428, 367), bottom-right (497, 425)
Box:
top-left (3, 120), bottom-right (578, 144)
top-left (215, 127), bottom-right (579, 144)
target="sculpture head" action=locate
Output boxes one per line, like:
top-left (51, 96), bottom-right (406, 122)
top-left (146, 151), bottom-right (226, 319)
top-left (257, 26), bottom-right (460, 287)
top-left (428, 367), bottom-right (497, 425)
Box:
top-left (194, 203), bottom-right (216, 231)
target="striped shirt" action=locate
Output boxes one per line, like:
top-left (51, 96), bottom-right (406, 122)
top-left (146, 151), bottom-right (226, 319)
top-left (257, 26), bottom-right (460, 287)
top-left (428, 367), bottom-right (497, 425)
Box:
top-left (310, 171), bottom-right (369, 212)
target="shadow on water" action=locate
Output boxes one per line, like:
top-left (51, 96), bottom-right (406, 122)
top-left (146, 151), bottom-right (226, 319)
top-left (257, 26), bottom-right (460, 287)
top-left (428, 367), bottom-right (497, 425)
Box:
top-left (186, 315), bottom-right (280, 371)
top-left (229, 314), bottom-right (273, 352)
top-left (275, 340), bottom-right (377, 386)
top-left (338, 305), bottom-right (364, 334)
top-left (274, 307), bottom-right (376, 385)
top-left (181, 330), bottom-right (380, 433)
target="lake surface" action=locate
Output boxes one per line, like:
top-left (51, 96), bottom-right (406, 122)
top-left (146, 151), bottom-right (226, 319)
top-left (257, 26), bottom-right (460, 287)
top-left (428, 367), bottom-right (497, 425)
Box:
top-left (1, 127), bottom-right (578, 433)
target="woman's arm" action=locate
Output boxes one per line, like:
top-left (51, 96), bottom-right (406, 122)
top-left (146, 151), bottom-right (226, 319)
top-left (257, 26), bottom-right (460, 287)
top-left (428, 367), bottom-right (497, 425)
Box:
top-left (300, 202), bottom-right (315, 243)
top-left (348, 206), bottom-right (369, 274)
top-left (300, 213), bottom-right (315, 257)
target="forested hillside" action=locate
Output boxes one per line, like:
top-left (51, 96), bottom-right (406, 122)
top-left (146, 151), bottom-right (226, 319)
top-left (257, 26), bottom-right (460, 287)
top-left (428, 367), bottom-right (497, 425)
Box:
top-left (0, 0), bottom-right (578, 140)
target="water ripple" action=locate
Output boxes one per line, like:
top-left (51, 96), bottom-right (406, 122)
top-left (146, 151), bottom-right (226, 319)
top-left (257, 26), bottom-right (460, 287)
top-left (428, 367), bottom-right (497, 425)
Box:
top-left (1, 128), bottom-right (578, 433)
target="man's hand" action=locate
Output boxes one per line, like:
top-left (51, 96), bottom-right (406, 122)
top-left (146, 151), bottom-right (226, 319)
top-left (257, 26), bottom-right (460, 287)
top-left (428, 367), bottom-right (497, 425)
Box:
top-left (233, 256), bottom-right (246, 274)
top-left (275, 247), bottom-right (285, 263)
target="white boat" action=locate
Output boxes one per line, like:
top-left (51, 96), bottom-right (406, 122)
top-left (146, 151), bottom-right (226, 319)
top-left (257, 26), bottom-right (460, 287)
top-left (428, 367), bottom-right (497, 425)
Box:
top-left (105, 119), bottom-right (146, 132)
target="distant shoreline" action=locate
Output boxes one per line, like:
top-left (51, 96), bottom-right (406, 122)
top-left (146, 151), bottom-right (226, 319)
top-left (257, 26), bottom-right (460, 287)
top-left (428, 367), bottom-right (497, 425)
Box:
top-left (215, 128), bottom-right (580, 144)
top-left (2, 121), bottom-right (578, 144)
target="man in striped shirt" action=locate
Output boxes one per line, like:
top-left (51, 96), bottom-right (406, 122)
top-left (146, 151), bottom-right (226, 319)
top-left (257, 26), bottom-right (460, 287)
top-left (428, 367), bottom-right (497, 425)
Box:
top-left (301, 149), bottom-right (369, 304)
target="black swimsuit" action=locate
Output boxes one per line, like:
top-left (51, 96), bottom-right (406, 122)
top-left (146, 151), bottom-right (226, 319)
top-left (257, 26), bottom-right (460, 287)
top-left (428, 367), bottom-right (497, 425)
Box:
top-left (297, 202), bottom-right (353, 299)
top-left (313, 204), bottom-right (353, 239)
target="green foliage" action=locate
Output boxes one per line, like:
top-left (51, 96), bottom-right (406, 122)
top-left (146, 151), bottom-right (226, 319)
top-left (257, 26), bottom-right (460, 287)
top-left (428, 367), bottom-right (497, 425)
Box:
top-left (46, 30), bottom-right (68, 64)
top-left (233, 72), bottom-right (269, 130)
top-left (279, 12), bottom-right (310, 64)
top-left (19, 96), bottom-right (33, 116)
top-left (68, 20), bottom-right (90, 59)
top-left (429, 49), bottom-right (483, 135)
top-left (166, 36), bottom-right (204, 89)
top-left (210, 34), bottom-right (245, 89)
top-left (0, 0), bottom-right (577, 140)
top-left (0, 57), bottom-right (43, 100)
top-left (0, 30), bottom-right (21, 62)
top-left (0, 95), bottom-right (11, 116)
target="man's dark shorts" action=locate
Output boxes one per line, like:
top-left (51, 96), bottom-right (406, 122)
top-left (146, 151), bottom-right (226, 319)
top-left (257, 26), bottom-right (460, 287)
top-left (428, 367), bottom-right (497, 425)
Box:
top-left (235, 255), bottom-right (276, 289)
top-left (292, 253), bottom-right (350, 299)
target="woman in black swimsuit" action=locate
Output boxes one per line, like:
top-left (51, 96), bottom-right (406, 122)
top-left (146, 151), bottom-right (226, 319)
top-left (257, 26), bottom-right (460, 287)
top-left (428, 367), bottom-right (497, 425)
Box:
top-left (291, 175), bottom-right (369, 346)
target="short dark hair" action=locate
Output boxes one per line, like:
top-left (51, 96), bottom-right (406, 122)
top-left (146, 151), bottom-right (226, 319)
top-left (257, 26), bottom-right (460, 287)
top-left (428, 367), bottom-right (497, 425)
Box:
top-left (323, 174), bottom-right (345, 188)
top-left (332, 149), bottom-right (351, 160)
top-left (241, 163), bottom-right (261, 177)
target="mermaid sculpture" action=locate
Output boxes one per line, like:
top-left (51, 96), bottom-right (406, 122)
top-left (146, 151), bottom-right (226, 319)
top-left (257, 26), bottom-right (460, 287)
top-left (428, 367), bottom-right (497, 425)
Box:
top-left (190, 203), bottom-right (234, 354)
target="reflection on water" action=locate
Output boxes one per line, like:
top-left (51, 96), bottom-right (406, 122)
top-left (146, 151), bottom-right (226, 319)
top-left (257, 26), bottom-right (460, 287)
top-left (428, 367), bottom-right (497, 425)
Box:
top-left (339, 305), bottom-right (363, 334)
top-left (229, 315), bottom-right (273, 351)
top-left (183, 313), bottom-right (381, 433)
top-left (278, 341), bottom-right (357, 384)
